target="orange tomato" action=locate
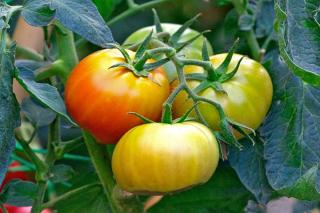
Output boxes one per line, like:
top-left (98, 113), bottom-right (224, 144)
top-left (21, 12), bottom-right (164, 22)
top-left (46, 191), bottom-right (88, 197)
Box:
top-left (65, 49), bottom-right (170, 144)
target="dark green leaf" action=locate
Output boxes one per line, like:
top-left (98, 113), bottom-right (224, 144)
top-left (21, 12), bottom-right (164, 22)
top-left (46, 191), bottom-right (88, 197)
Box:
top-left (239, 14), bottom-right (255, 31)
top-left (21, 0), bottom-right (55, 26)
top-left (50, 0), bottom-right (114, 47)
top-left (21, 0), bottom-right (114, 47)
top-left (255, 0), bottom-right (274, 38)
top-left (54, 183), bottom-right (111, 213)
top-left (149, 165), bottom-right (252, 213)
top-left (0, 45), bottom-right (20, 186)
top-left (14, 66), bottom-right (75, 125)
top-left (93, 0), bottom-right (119, 20)
top-left (261, 51), bottom-right (320, 200)
top-left (274, 0), bottom-right (320, 86)
top-left (0, 180), bottom-right (38, 206)
top-left (49, 164), bottom-right (75, 183)
top-left (21, 97), bottom-right (56, 127)
top-left (229, 141), bottom-right (273, 204)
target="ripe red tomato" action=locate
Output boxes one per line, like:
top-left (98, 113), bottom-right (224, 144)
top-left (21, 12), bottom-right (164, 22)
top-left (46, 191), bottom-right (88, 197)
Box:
top-left (0, 162), bottom-right (51, 213)
top-left (0, 206), bottom-right (52, 213)
top-left (0, 162), bottom-right (28, 191)
top-left (65, 49), bottom-right (170, 144)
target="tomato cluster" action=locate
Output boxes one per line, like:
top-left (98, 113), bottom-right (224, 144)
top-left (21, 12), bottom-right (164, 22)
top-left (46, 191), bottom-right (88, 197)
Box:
top-left (65, 24), bottom-right (273, 194)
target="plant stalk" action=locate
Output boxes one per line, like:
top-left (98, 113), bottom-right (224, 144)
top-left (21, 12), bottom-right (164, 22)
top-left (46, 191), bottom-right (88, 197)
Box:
top-left (107, 0), bottom-right (171, 26)
top-left (231, 0), bottom-right (261, 61)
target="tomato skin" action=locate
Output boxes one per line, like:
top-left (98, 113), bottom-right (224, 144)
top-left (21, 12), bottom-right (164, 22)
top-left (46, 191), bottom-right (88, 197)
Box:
top-left (65, 49), bottom-right (170, 144)
top-left (112, 122), bottom-right (219, 194)
top-left (1, 162), bottom-right (28, 190)
top-left (172, 54), bottom-right (273, 137)
top-left (124, 23), bottom-right (213, 81)
top-left (1, 206), bottom-right (52, 213)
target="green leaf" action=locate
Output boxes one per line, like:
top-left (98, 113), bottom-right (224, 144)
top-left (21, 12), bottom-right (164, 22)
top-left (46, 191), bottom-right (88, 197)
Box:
top-left (54, 183), bottom-right (111, 213)
top-left (255, 0), bottom-right (274, 38)
top-left (93, 0), bottom-right (120, 20)
top-left (0, 45), bottom-right (20, 186)
top-left (14, 65), bottom-right (75, 125)
top-left (21, 0), bottom-right (114, 47)
top-left (229, 140), bottom-right (273, 204)
top-left (49, 164), bottom-right (75, 183)
top-left (21, 0), bottom-right (55, 26)
top-left (0, 180), bottom-right (38, 206)
top-left (21, 97), bottom-right (56, 127)
top-left (260, 51), bottom-right (320, 200)
top-left (149, 165), bottom-right (252, 213)
top-left (274, 0), bottom-right (320, 87)
top-left (238, 14), bottom-right (254, 31)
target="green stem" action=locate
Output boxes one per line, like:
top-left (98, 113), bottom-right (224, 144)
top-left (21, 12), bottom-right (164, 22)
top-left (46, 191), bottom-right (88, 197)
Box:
top-left (41, 183), bottom-right (100, 209)
top-left (12, 154), bottom-right (36, 170)
top-left (35, 59), bottom-right (68, 83)
top-left (107, 0), bottom-right (171, 26)
top-left (82, 131), bottom-right (121, 213)
top-left (31, 118), bottom-right (60, 213)
top-left (15, 44), bottom-right (44, 61)
top-left (54, 23), bottom-right (79, 79)
top-left (31, 182), bottom-right (47, 213)
top-left (231, 0), bottom-right (261, 61)
top-left (17, 140), bottom-right (46, 172)
top-left (126, 0), bottom-right (138, 8)
top-left (15, 143), bottom-right (90, 162)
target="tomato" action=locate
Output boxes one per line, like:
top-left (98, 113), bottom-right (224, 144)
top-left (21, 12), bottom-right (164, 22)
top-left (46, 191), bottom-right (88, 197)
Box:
top-left (112, 122), bottom-right (219, 194)
top-left (124, 23), bottom-right (213, 81)
top-left (0, 162), bottom-right (51, 213)
top-left (1, 206), bottom-right (52, 213)
top-left (0, 162), bottom-right (28, 191)
top-left (172, 54), bottom-right (273, 138)
top-left (65, 49), bottom-right (170, 144)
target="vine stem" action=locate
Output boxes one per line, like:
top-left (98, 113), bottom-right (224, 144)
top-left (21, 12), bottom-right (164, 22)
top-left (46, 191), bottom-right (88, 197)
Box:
top-left (41, 183), bottom-right (101, 209)
top-left (31, 118), bottom-right (60, 213)
top-left (82, 131), bottom-right (122, 213)
top-left (231, 0), bottom-right (261, 61)
top-left (107, 0), bottom-right (171, 26)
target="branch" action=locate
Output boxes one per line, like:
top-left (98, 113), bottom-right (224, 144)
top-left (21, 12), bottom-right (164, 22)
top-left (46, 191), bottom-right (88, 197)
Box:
top-left (107, 0), bottom-right (171, 26)
top-left (41, 183), bottom-right (101, 209)
top-left (231, 0), bottom-right (261, 61)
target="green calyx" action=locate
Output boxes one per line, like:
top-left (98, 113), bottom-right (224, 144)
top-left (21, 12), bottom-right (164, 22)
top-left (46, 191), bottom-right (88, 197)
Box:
top-left (187, 38), bottom-right (244, 95)
top-left (108, 32), bottom-right (173, 78)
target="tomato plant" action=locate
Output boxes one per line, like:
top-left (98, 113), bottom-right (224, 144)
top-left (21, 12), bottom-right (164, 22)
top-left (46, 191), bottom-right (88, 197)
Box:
top-left (0, 0), bottom-right (319, 213)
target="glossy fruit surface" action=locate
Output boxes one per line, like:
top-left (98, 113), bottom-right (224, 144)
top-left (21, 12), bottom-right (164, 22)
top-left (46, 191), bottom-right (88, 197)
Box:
top-left (173, 54), bottom-right (273, 136)
top-left (65, 49), bottom-right (170, 144)
top-left (0, 161), bottom-right (29, 191)
top-left (112, 122), bottom-right (219, 194)
top-left (124, 23), bottom-right (213, 81)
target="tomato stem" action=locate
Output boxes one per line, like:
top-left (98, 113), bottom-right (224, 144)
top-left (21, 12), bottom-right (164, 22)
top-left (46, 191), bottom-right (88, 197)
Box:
top-left (41, 183), bottom-right (101, 209)
top-left (107, 0), bottom-right (171, 26)
top-left (82, 131), bottom-right (135, 213)
top-left (230, 0), bottom-right (261, 61)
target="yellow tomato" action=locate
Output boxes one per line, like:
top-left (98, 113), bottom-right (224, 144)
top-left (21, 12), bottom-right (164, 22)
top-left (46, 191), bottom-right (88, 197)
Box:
top-left (172, 54), bottom-right (273, 137)
top-left (112, 122), bottom-right (219, 194)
